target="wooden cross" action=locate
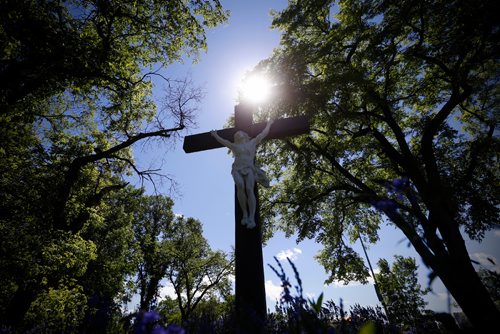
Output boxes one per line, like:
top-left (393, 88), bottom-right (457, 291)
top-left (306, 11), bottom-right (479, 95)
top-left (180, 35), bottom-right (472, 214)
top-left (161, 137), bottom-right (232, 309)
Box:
top-left (183, 104), bottom-right (309, 332)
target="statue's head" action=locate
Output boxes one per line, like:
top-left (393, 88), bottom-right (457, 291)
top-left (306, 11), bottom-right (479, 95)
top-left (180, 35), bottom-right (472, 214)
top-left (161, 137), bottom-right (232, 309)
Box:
top-left (234, 130), bottom-right (250, 143)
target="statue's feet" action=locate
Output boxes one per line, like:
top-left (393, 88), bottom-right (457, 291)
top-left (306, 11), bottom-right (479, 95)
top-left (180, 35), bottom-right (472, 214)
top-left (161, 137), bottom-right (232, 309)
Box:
top-left (241, 217), bottom-right (256, 229)
top-left (246, 219), bottom-right (256, 229)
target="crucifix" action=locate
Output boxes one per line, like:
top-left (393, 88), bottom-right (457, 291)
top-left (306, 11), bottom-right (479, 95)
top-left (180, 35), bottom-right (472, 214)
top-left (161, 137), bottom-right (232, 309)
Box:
top-left (183, 103), bottom-right (309, 332)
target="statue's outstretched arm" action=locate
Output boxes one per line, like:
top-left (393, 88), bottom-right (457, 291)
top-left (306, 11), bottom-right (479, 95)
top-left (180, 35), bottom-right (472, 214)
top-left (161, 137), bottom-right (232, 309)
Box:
top-left (254, 119), bottom-right (274, 145)
top-left (211, 130), bottom-right (234, 149)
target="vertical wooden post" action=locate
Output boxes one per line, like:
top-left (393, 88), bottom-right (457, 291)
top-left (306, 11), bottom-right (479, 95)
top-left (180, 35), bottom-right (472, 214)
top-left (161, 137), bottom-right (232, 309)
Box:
top-left (235, 186), bottom-right (266, 332)
top-left (234, 104), bottom-right (253, 130)
top-left (234, 103), bottom-right (266, 332)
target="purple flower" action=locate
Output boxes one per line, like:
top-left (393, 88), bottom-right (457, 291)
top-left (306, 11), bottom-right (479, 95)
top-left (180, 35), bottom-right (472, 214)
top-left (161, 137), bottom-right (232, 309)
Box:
top-left (372, 199), bottom-right (397, 212)
top-left (135, 310), bottom-right (162, 334)
top-left (165, 324), bottom-right (185, 334)
top-left (151, 325), bottom-right (168, 334)
top-left (142, 311), bottom-right (161, 324)
top-left (391, 178), bottom-right (408, 189)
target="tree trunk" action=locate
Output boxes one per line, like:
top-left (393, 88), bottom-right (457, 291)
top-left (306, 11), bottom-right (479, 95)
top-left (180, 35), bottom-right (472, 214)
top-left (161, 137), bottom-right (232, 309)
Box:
top-left (426, 233), bottom-right (500, 332)
top-left (139, 279), bottom-right (159, 311)
top-left (442, 259), bottom-right (499, 331)
top-left (2, 284), bottom-right (37, 328)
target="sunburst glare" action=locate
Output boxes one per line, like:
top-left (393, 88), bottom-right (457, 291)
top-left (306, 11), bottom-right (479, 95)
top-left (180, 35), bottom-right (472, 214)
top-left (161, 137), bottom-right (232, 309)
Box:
top-left (239, 74), bottom-right (272, 104)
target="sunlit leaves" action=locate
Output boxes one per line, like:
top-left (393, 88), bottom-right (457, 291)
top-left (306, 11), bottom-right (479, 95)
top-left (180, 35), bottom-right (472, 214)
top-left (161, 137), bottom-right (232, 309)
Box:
top-left (375, 256), bottom-right (429, 327)
top-left (41, 232), bottom-right (97, 278)
top-left (25, 283), bottom-right (88, 332)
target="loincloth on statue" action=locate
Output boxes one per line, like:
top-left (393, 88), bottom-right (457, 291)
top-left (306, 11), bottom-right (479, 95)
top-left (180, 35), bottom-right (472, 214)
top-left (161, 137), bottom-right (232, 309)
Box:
top-left (231, 163), bottom-right (270, 188)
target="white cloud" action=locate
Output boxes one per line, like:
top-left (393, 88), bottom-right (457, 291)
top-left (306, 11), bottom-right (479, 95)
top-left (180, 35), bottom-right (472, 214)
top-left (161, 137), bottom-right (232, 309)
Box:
top-left (328, 275), bottom-right (375, 288)
top-left (265, 281), bottom-right (320, 308)
top-left (276, 248), bottom-right (302, 261)
top-left (305, 292), bottom-right (316, 300)
top-left (472, 252), bottom-right (500, 272)
top-left (265, 280), bottom-right (282, 302)
top-left (159, 284), bottom-right (178, 300)
top-left (494, 230), bottom-right (500, 238)
top-left (436, 292), bottom-right (449, 301)
top-left (329, 280), bottom-right (364, 288)
top-left (325, 268), bottom-right (377, 288)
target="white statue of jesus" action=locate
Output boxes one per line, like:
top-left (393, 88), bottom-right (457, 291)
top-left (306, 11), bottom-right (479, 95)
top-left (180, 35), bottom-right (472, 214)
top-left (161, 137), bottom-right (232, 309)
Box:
top-left (211, 120), bottom-right (274, 228)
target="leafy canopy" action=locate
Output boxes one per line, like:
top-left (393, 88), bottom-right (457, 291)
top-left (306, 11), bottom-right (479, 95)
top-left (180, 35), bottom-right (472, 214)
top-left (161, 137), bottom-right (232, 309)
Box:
top-left (255, 0), bottom-right (499, 330)
top-left (258, 0), bottom-right (498, 286)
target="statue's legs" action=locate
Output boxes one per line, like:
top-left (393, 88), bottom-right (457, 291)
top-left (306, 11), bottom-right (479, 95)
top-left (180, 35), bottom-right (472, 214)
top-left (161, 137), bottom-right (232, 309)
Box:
top-left (233, 173), bottom-right (249, 223)
top-left (244, 175), bottom-right (256, 228)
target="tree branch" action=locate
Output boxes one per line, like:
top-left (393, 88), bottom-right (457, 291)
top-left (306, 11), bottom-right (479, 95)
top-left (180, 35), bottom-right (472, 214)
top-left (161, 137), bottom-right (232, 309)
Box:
top-left (190, 257), bottom-right (233, 314)
top-left (55, 125), bottom-right (184, 230)
top-left (420, 86), bottom-right (471, 188)
top-left (461, 122), bottom-right (495, 185)
top-left (306, 137), bottom-right (373, 195)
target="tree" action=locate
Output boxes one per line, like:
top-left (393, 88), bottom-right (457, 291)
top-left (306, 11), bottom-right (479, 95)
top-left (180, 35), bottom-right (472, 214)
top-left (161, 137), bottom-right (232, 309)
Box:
top-left (0, 67), bottom-right (200, 332)
top-left (0, 0), bottom-right (228, 328)
top-left (478, 262), bottom-right (500, 309)
top-left (77, 186), bottom-right (144, 333)
top-left (375, 256), bottom-right (429, 329)
top-left (132, 195), bottom-right (175, 311)
top-left (130, 203), bottom-right (234, 324)
top-left (165, 216), bottom-right (234, 323)
top-left (158, 295), bottom-right (235, 332)
top-left (256, 0), bottom-right (499, 331)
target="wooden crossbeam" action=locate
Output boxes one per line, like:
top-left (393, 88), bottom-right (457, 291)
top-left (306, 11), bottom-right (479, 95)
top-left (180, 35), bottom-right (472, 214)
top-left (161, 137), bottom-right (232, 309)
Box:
top-left (183, 115), bottom-right (310, 153)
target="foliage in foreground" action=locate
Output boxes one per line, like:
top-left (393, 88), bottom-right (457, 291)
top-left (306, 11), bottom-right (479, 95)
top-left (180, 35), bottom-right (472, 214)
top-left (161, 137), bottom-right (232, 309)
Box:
top-left (265, 257), bottom-right (452, 334)
top-left (130, 258), bottom-right (463, 333)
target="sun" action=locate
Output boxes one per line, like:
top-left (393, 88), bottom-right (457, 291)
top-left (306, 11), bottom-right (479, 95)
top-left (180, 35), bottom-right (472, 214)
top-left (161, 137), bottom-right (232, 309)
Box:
top-left (239, 74), bottom-right (272, 104)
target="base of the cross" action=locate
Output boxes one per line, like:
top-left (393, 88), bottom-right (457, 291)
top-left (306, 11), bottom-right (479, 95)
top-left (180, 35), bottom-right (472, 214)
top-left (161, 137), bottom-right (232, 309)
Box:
top-left (234, 184), bottom-right (266, 333)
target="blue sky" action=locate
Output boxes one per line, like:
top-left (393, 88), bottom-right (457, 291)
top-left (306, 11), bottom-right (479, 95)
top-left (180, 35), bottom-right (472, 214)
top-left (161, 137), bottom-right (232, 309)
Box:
top-left (131, 0), bottom-right (500, 314)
